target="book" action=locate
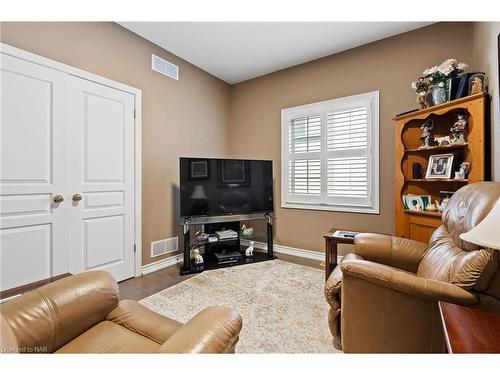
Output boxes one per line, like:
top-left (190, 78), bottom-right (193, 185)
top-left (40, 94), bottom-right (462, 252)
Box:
top-left (216, 229), bottom-right (238, 239)
top-left (332, 230), bottom-right (359, 239)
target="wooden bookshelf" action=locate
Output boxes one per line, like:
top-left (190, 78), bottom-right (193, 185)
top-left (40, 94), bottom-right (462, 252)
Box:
top-left (394, 93), bottom-right (488, 243)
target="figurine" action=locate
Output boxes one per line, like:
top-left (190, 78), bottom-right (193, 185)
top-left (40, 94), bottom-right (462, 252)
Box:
top-left (413, 201), bottom-right (424, 211)
top-left (419, 119), bottom-right (434, 149)
top-left (426, 203), bottom-right (438, 212)
top-left (454, 162), bottom-right (470, 180)
top-left (434, 136), bottom-right (451, 146)
top-left (412, 77), bottom-right (429, 109)
top-left (450, 114), bottom-right (467, 144)
top-left (245, 241), bottom-right (255, 257)
top-left (436, 198), bottom-right (449, 212)
top-left (195, 231), bottom-right (209, 242)
top-left (470, 76), bottom-right (483, 95)
top-left (241, 225), bottom-right (254, 237)
top-left (191, 247), bottom-right (204, 265)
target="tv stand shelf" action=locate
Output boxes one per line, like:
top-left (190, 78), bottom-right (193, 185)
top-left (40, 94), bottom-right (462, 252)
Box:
top-left (180, 213), bottom-right (275, 275)
top-left (186, 247), bottom-right (274, 274)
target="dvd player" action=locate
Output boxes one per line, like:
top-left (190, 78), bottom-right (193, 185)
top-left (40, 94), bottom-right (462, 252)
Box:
top-left (214, 251), bottom-right (242, 264)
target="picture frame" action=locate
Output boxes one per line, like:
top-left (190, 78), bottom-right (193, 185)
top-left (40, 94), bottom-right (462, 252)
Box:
top-left (189, 159), bottom-right (210, 181)
top-left (218, 159), bottom-right (251, 187)
top-left (468, 72), bottom-right (488, 95)
top-left (425, 153), bottom-right (454, 179)
top-left (402, 194), bottom-right (432, 211)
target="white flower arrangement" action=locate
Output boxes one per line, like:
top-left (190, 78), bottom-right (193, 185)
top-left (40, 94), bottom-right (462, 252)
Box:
top-left (411, 58), bottom-right (469, 107)
top-left (422, 58), bottom-right (468, 84)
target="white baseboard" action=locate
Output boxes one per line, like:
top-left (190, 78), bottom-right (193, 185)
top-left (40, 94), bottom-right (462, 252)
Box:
top-left (241, 239), bottom-right (343, 263)
top-left (141, 254), bottom-right (183, 275)
top-left (142, 241), bottom-right (345, 276)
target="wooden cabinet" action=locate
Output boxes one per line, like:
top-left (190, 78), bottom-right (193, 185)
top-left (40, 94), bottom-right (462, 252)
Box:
top-left (394, 93), bottom-right (488, 242)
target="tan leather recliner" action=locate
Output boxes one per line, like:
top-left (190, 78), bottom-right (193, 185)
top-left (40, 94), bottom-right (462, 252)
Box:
top-left (325, 182), bottom-right (500, 353)
top-left (0, 271), bottom-right (242, 353)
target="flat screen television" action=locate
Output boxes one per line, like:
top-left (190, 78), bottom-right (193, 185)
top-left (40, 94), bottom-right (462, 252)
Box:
top-left (180, 158), bottom-right (273, 218)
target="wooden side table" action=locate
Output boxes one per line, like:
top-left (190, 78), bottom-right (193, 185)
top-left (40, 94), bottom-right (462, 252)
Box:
top-left (438, 301), bottom-right (500, 353)
top-left (323, 228), bottom-right (357, 281)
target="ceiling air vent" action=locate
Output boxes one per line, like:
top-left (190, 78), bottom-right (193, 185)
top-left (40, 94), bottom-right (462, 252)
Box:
top-left (151, 54), bottom-right (179, 80)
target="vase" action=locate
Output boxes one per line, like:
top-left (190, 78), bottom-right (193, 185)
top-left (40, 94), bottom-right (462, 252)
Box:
top-left (431, 84), bottom-right (447, 105)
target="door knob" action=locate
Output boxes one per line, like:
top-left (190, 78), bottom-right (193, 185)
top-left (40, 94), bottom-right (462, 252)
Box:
top-left (72, 193), bottom-right (83, 202)
top-left (53, 195), bottom-right (64, 203)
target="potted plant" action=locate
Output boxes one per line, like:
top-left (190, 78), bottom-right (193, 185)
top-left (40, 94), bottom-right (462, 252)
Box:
top-left (422, 59), bottom-right (468, 105)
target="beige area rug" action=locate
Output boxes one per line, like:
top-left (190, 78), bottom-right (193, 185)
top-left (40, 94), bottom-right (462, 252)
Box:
top-left (140, 259), bottom-right (339, 353)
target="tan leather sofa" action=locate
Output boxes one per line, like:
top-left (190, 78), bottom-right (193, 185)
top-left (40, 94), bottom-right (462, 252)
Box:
top-left (325, 182), bottom-right (500, 353)
top-left (0, 271), bottom-right (242, 353)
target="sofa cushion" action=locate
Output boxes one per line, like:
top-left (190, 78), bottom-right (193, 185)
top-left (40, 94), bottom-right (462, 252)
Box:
top-left (56, 321), bottom-right (159, 353)
top-left (107, 299), bottom-right (182, 344)
top-left (450, 249), bottom-right (496, 290)
top-left (418, 226), bottom-right (496, 290)
top-left (442, 182), bottom-right (500, 252)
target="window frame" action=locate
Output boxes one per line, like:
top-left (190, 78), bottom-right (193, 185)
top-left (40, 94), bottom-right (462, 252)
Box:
top-left (281, 91), bottom-right (380, 214)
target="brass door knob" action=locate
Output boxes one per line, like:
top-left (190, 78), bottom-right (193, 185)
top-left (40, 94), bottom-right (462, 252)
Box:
top-left (53, 194), bottom-right (64, 204)
top-left (72, 193), bottom-right (83, 202)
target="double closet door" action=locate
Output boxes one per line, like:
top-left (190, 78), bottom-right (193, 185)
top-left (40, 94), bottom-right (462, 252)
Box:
top-left (1, 52), bottom-right (137, 291)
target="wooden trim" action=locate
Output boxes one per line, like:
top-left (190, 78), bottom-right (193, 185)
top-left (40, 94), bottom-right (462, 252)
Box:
top-left (134, 92), bottom-right (143, 277)
top-left (393, 93), bottom-right (486, 121)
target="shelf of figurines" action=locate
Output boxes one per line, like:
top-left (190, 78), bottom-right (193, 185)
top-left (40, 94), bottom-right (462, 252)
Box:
top-left (401, 192), bottom-right (453, 217)
top-left (404, 142), bottom-right (468, 153)
top-left (189, 231), bottom-right (266, 248)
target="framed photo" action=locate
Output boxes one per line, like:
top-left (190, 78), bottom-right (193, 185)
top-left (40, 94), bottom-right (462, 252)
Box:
top-left (189, 159), bottom-right (210, 180)
top-left (218, 159), bottom-right (251, 187)
top-left (403, 194), bottom-right (432, 211)
top-left (425, 153), bottom-right (454, 179)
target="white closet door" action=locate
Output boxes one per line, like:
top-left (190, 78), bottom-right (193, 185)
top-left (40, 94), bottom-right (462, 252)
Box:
top-left (68, 76), bottom-right (135, 281)
top-left (0, 54), bottom-right (69, 291)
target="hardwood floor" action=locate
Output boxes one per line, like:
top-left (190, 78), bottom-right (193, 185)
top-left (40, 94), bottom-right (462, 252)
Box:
top-left (118, 253), bottom-right (324, 301)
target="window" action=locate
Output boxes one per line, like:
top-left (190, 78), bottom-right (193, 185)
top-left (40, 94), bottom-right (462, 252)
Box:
top-left (281, 91), bottom-right (379, 214)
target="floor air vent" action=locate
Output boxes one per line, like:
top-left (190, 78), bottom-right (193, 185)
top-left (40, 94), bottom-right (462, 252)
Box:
top-left (151, 237), bottom-right (178, 258)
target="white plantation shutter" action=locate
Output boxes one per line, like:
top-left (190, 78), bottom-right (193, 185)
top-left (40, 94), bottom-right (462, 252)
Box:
top-left (325, 105), bottom-right (370, 206)
top-left (289, 116), bottom-right (321, 154)
top-left (327, 157), bottom-right (367, 198)
top-left (282, 91), bottom-right (379, 213)
top-left (289, 159), bottom-right (321, 196)
top-left (327, 107), bottom-right (368, 151)
top-left (287, 115), bottom-right (322, 198)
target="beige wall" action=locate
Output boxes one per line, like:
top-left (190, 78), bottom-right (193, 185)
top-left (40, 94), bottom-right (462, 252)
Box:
top-left (0, 22), bottom-right (231, 265)
top-left (228, 22), bottom-right (474, 254)
top-left (472, 22), bottom-right (500, 181)
top-left (1, 21), bottom-right (495, 261)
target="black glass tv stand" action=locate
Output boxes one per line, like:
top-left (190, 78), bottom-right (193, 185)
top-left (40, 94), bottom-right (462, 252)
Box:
top-left (180, 212), bottom-right (276, 275)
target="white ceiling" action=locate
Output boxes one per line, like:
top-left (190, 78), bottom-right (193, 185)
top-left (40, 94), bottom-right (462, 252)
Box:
top-left (119, 22), bottom-right (433, 84)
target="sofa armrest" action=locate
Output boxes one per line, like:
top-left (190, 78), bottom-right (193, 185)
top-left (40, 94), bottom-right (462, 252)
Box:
top-left (107, 300), bottom-right (182, 344)
top-left (158, 307), bottom-right (242, 353)
top-left (340, 259), bottom-right (478, 305)
top-left (324, 253), bottom-right (364, 308)
top-left (354, 233), bottom-right (428, 273)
